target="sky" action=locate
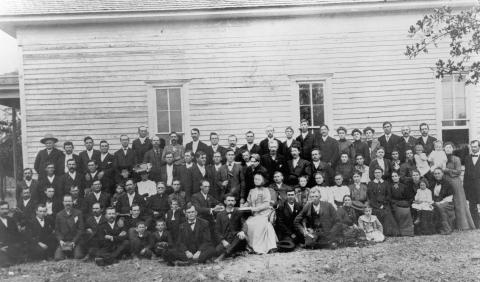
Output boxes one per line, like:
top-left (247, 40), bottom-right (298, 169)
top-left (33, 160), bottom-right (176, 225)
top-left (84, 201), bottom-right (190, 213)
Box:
top-left (0, 30), bottom-right (19, 74)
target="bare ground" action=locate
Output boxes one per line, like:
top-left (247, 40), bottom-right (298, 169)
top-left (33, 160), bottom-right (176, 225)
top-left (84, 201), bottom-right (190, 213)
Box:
top-left (2, 230), bottom-right (480, 282)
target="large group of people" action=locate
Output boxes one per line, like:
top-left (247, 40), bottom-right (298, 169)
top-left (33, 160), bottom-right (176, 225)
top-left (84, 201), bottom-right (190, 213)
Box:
top-left (1, 121), bottom-right (479, 267)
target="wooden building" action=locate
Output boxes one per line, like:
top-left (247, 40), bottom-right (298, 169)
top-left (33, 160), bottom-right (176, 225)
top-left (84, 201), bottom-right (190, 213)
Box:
top-left (0, 0), bottom-right (478, 171)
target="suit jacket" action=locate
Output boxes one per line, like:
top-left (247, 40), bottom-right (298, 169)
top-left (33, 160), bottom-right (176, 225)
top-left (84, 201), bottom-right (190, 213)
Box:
top-left (115, 192), bottom-right (146, 215)
top-left (143, 148), bottom-right (164, 181)
top-left (85, 215), bottom-right (107, 240)
top-left (60, 154), bottom-right (81, 174)
top-left (176, 217), bottom-right (213, 253)
top-left (190, 192), bottom-right (220, 221)
top-left (34, 148), bottom-right (65, 177)
top-left (310, 160), bottom-right (334, 186)
top-left (55, 208), bottom-right (84, 243)
top-left (185, 140), bottom-right (209, 155)
top-left (38, 174), bottom-right (64, 201)
top-left (259, 138), bottom-right (284, 157)
top-left (26, 216), bottom-right (56, 247)
top-left (296, 132), bottom-right (316, 161)
top-left (84, 170), bottom-right (103, 192)
top-left (378, 134), bottom-right (402, 160)
top-left (216, 163), bottom-right (245, 199)
top-left (260, 153), bottom-right (287, 182)
top-left (397, 136), bottom-right (417, 162)
top-left (239, 144), bottom-right (261, 155)
top-left (269, 183), bottom-right (292, 203)
top-left (184, 164), bottom-right (214, 201)
top-left (159, 164), bottom-right (179, 186)
top-left (16, 179), bottom-right (40, 204)
top-left (281, 139), bottom-right (301, 161)
top-left (17, 198), bottom-right (37, 221)
top-left (147, 193), bottom-right (170, 219)
top-left (369, 159), bottom-right (393, 181)
top-left (315, 136), bottom-right (339, 166)
top-left (286, 158), bottom-right (312, 186)
top-left (464, 155), bottom-right (480, 202)
top-left (79, 150), bottom-right (101, 173)
top-left (97, 221), bottom-right (128, 251)
top-left (152, 230), bottom-right (174, 248)
top-left (294, 201), bottom-right (337, 233)
top-left (352, 140), bottom-right (371, 165)
top-left (41, 198), bottom-right (63, 218)
top-left (113, 148), bottom-right (136, 171)
top-left (215, 209), bottom-right (243, 243)
top-left (206, 145), bottom-right (228, 165)
top-left (430, 178), bottom-right (454, 202)
top-left (59, 172), bottom-right (86, 197)
top-left (0, 217), bottom-right (20, 247)
top-left (132, 138), bottom-right (153, 164)
top-left (84, 192), bottom-right (111, 212)
top-left (276, 201), bottom-right (302, 238)
top-left (98, 153), bottom-right (115, 193)
top-left (416, 135), bottom-right (437, 156)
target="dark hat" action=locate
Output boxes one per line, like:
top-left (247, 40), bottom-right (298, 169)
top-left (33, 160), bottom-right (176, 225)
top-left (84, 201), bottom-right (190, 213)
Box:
top-left (40, 134), bottom-right (58, 144)
top-left (352, 201), bottom-right (366, 211)
top-left (351, 128), bottom-right (362, 136)
top-left (363, 126), bottom-right (375, 134)
top-left (277, 240), bottom-right (296, 252)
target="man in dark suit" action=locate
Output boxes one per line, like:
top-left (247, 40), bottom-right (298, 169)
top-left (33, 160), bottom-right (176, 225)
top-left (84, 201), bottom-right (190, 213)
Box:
top-left (40, 187), bottom-right (63, 221)
top-left (214, 194), bottom-right (246, 261)
top-left (17, 188), bottom-right (37, 224)
top-left (276, 189), bottom-right (303, 243)
top-left (282, 126), bottom-right (301, 161)
top-left (164, 203), bottom-right (217, 266)
top-left (310, 148), bottom-right (334, 186)
top-left (286, 145), bottom-right (312, 186)
top-left (34, 134), bottom-right (64, 178)
top-left (26, 204), bottom-right (57, 261)
top-left (185, 128), bottom-right (209, 157)
top-left (98, 140), bottom-right (116, 194)
top-left (260, 141), bottom-right (287, 183)
top-left (239, 131), bottom-right (261, 156)
top-left (159, 152), bottom-right (178, 189)
top-left (296, 119), bottom-right (316, 161)
top-left (143, 136), bottom-right (164, 182)
top-left (397, 126), bottom-right (417, 162)
top-left (191, 180), bottom-right (224, 226)
top-left (315, 125), bottom-right (339, 168)
top-left (416, 123), bottom-right (437, 156)
top-left (431, 168), bottom-right (455, 235)
top-left (464, 140), bottom-right (480, 228)
top-left (208, 151), bottom-right (224, 201)
top-left (176, 150), bottom-right (194, 191)
top-left (242, 154), bottom-right (269, 205)
top-left (227, 135), bottom-right (244, 163)
top-left (61, 141), bottom-right (81, 174)
top-left (84, 202), bottom-right (107, 259)
top-left (113, 135), bottom-right (137, 175)
top-left (54, 194), bottom-right (85, 260)
top-left (206, 132), bottom-right (228, 165)
top-left (146, 182), bottom-right (170, 220)
top-left (59, 159), bottom-right (85, 198)
top-left (0, 201), bottom-right (24, 266)
top-left (115, 179), bottom-right (146, 215)
top-left (16, 168), bottom-right (40, 204)
top-left (216, 149), bottom-right (245, 201)
top-left (38, 162), bottom-right (64, 201)
top-left (259, 126), bottom-right (284, 157)
top-left (84, 160), bottom-right (104, 193)
top-left (79, 136), bottom-right (101, 174)
top-left (132, 125), bottom-right (153, 165)
top-left (269, 171), bottom-right (292, 203)
top-left (294, 187), bottom-right (338, 249)
top-left (378, 121), bottom-right (402, 160)
top-left (94, 207), bottom-right (130, 266)
top-left (184, 151), bottom-right (214, 201)
top-left (84, 180), bottom-right (111, 213)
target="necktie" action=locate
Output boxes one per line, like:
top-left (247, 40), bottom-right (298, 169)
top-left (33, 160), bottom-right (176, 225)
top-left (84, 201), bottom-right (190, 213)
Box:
top-left (472, 154), bottom-right (479, 157)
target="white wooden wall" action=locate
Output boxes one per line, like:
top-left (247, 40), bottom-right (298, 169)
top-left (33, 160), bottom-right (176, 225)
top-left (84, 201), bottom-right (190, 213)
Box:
top-left (16, 10), bottom-right (479, 169)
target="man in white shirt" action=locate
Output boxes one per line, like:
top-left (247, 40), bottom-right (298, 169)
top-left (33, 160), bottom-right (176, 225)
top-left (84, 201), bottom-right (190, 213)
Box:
top-left (79, 136), bottom-right (101, 174)
top-left (416, 123), bottom-right (437, 156)
top-left (259, 125), bottom-right (283, 156)
top-left (63, 141), bottom-right (79, 174)
top-left (206, 132), bottom-right (227, 165)
top-left (26, 204), bottom-right (57, 260)
top-left (185, 128), bottom-right (209, 156)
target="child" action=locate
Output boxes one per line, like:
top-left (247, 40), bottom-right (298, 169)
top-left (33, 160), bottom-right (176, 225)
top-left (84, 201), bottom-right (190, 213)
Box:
top-left (165, 199), bottom-right (185, 240)
top-left (412, 179), bottom-right (434, 212)
top-left (358, 206), bottom-right (385, 242)
top-left (294, 175), bottom-right (310, 205)
top-left (130, 221), bottom-right (153, 259)
top-left (152, 219), bottom-right (173, 258)
top-left (313, 172), bottom-right (334, 207)
top-left (412, 178), bottom-right (435, 235)
top-left (428, 140), bottom-right (447, 172)
top-left (332, 174), bottom-right (351, 208)
top-left (414, 144), bottom-right (430, 177)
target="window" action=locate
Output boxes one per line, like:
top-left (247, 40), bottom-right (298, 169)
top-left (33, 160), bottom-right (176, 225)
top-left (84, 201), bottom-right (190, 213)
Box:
top-left (298, 82), bottom-right (325, 129)
top-left (153, 87), bottom-right (184, 143)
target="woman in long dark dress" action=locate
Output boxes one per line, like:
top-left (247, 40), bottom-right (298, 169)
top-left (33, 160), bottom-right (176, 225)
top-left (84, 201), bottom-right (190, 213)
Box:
top-left (367, 167), bottom-right (400, 236)
top-left (331, 195), bottom-right (366, 246)
top-left (444, 142), bottom-right (475, 230)
top-left (390, 171), bottom-right (414, 236)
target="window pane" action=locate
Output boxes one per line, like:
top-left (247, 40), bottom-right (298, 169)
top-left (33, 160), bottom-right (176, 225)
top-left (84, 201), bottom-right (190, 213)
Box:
top-left (300, 106), bottom-right (312, 124)
top-left (442, 80), bottom-right (453, 100)
top-left (455, 98), bottom-right (466, 119)
top-left (443, 102), bottom-right (453, 120)
top-left (299, 84), bottom-right (310, 105)
top-left (156, 89), bottom-right (168, 111)
top-left (442, 120), bottom-right (454, 126)
top-left (169, 89), bottom-right (182, 111)
top-left (455, 120), bottom-right (467, 126)
top-left (312, 83), bottom-right (324, 104)
top-left (454, 79), bottom-right (466, 98)
top-left (312, 105), bottom-right (324, 126)
top-left (170, 110), bottom-right (183, 132)
top-left (157, 111), bottom-right (169, 133)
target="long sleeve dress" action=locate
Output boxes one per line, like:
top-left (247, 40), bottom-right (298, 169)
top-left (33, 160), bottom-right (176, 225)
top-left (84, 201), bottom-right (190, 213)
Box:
top-left (367, 180), bottom-right (400, 236)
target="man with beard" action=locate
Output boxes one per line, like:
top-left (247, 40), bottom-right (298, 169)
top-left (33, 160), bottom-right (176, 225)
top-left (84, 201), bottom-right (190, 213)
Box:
top-left (54, 194), bottom-right (85, 260)
top-left (34, 134), bottom-right (64, 178)
top-left (60, 159), bottom-right (85, 197)
top-left (397, 126), bottom-right (417, 162)
top-left (61, 141), bottom-right (80, 174)
top-left (162, 132), bottom-right (185, 165)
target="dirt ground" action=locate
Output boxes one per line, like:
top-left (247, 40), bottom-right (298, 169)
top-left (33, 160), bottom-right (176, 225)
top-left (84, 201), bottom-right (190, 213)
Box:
top-left (1, 230), bottom-right (480, 282)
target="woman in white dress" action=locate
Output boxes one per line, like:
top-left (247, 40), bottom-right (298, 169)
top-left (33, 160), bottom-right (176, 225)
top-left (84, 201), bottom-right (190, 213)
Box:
top-left (242, 172), bottom-right (278, 254)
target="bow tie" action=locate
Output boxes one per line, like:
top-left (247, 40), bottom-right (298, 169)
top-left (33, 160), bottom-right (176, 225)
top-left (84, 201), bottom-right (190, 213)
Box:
top-left (435, 181), bottom-right (442, 185)
top-left (226, 211), bottom-right (233, 215)
top-left (189, 221), bottom-right (195, 226)
top-left (472, 154), bottom-right (479, 157)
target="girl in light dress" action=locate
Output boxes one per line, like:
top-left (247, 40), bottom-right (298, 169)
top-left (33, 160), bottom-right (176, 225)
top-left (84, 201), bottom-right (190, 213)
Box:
top-left (428, 140), bottom-right (447, 172)
top-left (412, 179), bottom-right (434, 212)
top-left (414, 144), bottom-right (430, 177)
top-left (358, 206), bottom-right (385, 242)
top-left (411, 178), bottom-right (435, 235)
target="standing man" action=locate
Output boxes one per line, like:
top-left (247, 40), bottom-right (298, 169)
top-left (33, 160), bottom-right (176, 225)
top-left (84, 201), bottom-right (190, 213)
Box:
top-left (38, 162), bottom-right (63, 201)
top-left (185, 128), bottom-right (209, 156)
top-left (239, 131), bottom-right (261, 156)
top-left (26, 204), bottom-right (57, 261)
top-left (315, 125), bottom-right (339, 168)
top-left (260, 141), bottom-right (287, 183)
top-left (61, 141), bottom-right (80, 174)
top-left (259, 125), bottom-right (284, 156)
top-left (397, 126), bottom-right (417, 162)
top-left (60, 159), bottom-right (85, 198)
top-left (0, 201), bottom-right (23, 267)
top-left (84, 180), bottom-right (111, 212)
top-left (16, 168), bottom-right (40, 204)
top-left (286, 145), bottom-right (311, 186)
top-left (54, 194), bottom-right (85, 260)
top-left (185, 151), bottom-right (213, 201)
top-left (282, 126), bottom-right (301, 161)
top-left (132, 126), bottom-right (153, 164)
top-left (79, 137), bottom-right (101, 174)
top-left (416, 123), bottom-right (437, 155)
top-left (160, 152), bottom-right (178, 189)
top-left (217, 149), bottom-right (245, 201)
top-left (206, 132), bottom-right (227, 165)
top-left (161, 132), bottom-right (185, 165)
top-left (378, 121), bottom-right (401, 160)
top-left (296, 119), bottom-right (316, 161)
top-left (34, 134), bottom-right (64, 177)
top-left (113, 135), bottom-right (137, 175)
top-left (143, 136), bottom-right (164, 182)
top-left (227, 135), bottom-right (243, 162)
top-left (98, 140), bottom-right (115, 194)
top-left (464, 140), bottom-right (480, 228)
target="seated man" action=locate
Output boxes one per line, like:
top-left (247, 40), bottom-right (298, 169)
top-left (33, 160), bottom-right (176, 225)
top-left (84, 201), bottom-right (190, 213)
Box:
top-left (0, 201), bottom-right (24, 266)
top-left (124, 204), bottom-right (152, 235)
top-left (431, 168), bottom-right (455, 235)
top-left (147, 182), bottom-right (170, 220)
top-left (168, 179), bottom-right (186, 209)
top-left (164, 203), bottom-right (217, 266)
top-left (129, 221), bottom-right (153, 259)
top-left (151, 219), bottom-right (173, 258)
top-left (84, 202), bottom-right (107, 260)
top-left (84, 180), bottom-right (111, 214)
top-left (54, 194), bottom-right (85, 260)
top-left (115, 179), bottom-right (146, 215)
top-left (214, 194), bottom-right (246, 262)
top-left (191, 180), bottom-right (224, 224)
top-left (269, 171), bottom-right (291, 203)
top-left (26, 204), bottom-right (57, 261)
top-left (94, 207), bottom-right (129, 266)
top-left (294, 187), bottom-right (338, 249)
top-left (165, 199), bottom-right (185, 240)
top-left (276, 189), bottom-right (303, 244)
top-left (17, 188), bottom-right (37, 225)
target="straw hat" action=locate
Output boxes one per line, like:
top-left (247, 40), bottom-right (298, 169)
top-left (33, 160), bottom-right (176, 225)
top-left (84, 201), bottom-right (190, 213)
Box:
top-left (40, 134), bottom-right (58, 144)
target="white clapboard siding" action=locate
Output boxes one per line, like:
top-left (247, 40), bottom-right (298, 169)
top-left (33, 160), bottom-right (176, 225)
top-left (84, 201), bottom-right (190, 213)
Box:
top-left (18, 11), bottom-right (465, 168)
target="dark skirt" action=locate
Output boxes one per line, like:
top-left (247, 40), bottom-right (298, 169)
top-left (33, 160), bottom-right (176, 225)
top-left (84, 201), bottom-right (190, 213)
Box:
top-left (414, 210), bottom-right (435, 235)
top-left (372, 206), bottom-right (400, 236)
top-left (392, 205), bottom-right (414, 236)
